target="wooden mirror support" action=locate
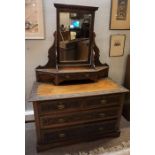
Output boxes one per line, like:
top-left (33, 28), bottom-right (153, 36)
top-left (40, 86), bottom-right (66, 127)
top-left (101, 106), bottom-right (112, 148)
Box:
top-left (36, 4), bottom-right (109, 85)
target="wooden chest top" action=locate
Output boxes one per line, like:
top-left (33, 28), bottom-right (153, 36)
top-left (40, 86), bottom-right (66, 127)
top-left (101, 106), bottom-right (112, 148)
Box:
top-left (29, 78), bottom-right (128, 101)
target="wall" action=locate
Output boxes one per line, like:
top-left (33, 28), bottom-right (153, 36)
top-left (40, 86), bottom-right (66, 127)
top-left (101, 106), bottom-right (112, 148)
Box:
top-left (25, 0), bottom-right (130, 111)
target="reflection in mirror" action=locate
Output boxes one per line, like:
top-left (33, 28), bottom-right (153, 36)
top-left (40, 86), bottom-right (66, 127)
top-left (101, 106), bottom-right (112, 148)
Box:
top-left (59, 12), bottom-right (92, 62)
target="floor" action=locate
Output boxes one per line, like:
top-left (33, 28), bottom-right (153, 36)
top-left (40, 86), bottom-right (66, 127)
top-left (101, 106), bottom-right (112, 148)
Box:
top-left (25, 117), bottom-right (130, 155)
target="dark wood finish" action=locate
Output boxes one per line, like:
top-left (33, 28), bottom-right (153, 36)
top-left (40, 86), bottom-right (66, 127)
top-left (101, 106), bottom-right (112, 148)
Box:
top-left (35, 3), bottom-right (109, 85)
top-left (122, 54), bottom-right (130, 121)
top-left (37, 131), bottom-right (120, 152)
top-left (54, 3), bottom-right (98, 11)
top-left (37, 32), bottom-right (57, 69)
top-left (30, 3), bottom-right (129, 152)
top-left (37, 94), bottom-right (121, 116)
top-left (33, 102), bottom-right (42, 144)
top-left (36, 31), bottom-right (109, 85)
top-left (55, 3), bottom-right (97, 65)
top-left (93, 33), bottom-right (105, 66)
top-left (41, 120), bottom-right (118, 144)
top-left (124, 54), bottom-right (130, 89)
top-left (29, 78), bottom-right (128, 152)
top-left (55, 4), bottom-right (97, 65)
top-left (36, 66), bottom-right (109, 85)
top-left (39, 107), bottom-right (120, 129)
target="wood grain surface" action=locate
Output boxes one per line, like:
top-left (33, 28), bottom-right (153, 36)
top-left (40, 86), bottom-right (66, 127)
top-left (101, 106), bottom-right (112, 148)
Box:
top-left (29, 78), bottom-right (128, 101)
top-left (37, 78), bottom-right (119, 96)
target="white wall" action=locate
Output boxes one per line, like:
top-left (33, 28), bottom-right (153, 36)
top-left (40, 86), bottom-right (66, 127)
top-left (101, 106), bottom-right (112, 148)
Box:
top-left (25, 0), bottom-right (130, 110)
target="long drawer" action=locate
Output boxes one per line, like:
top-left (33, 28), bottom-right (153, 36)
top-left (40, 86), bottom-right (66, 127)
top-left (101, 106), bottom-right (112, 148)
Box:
top-left (39, 107), bottom-right (120, 129)
top-left (38, 94), bottom-right (121, 115)
top-left (40, 120), bottom-right (117, 144)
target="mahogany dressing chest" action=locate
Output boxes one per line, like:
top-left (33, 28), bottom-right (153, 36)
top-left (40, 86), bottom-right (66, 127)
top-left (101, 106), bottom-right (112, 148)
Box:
top-left (29, 78), bottom-right (128, 152)
top-left (29, 3), bottom-right (128, 152)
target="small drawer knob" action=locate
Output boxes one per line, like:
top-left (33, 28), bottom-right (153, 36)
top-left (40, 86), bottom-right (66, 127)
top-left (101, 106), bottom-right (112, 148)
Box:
top-left (59, 133), bottom-right (65, 138)
top-left (98, 127), bottom-right (104, 131)
top-left (57, 104), bottom-right (65, 110)
top-left (58, 118), bottom-right (65, 123)
top-left (100, 100), bottom-right (106, 104)
top-left (85, 74), bottom-right (89, 77)
top-left (99, 113), bottom-right (105, 117)
top-left (66, 75), bottom-right (70, 79)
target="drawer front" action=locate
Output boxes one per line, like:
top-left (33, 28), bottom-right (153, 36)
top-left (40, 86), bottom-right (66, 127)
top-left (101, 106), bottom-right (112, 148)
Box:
top-left (36, 72), bottom-right (54, 83)
top-left (83, 95), bottom-right (121, 108)
top-left (38, 94), bottom-right (121, 115)
top-left (61, 73), bottom-right (90, 80)
top-left (60, 73), bottom-right (98, 81)
top-left (40, 107), bottom-right (119, 129)
top-left (38, 100), bottom-right (81, 115)
top-left (41, 120), bottom-right (117, 144)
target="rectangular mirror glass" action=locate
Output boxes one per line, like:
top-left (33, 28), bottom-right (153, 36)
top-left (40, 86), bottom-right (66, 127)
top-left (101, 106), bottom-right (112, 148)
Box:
top-left (59, 12), bottom-right (92, 63)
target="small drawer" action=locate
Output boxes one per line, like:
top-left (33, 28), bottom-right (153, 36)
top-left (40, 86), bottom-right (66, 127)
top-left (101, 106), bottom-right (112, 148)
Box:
top-left (41, 120), bottom-right (117, 144)
top-left (36, 72), bottom-right (54, 83)
top-left (62, 73), bottom-right (93, 80)
top-left (40, 107), bottom-right (119, 129)
top-left (83, 94), bottom-right (121, 108)
top-left (38, 100), bottom-right (81, 115)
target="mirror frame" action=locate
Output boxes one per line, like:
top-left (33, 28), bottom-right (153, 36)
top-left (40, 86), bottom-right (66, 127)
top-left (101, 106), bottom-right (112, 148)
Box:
top-left (54, 3), bottom-right (98, 66)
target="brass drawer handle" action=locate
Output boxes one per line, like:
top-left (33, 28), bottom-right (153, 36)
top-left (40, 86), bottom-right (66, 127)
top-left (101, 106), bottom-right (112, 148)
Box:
top-left (85, 74), bottom-right (89, 77)
top-left (98, 127), bottom-right (104, 131)
top-left (59, 133), bottom-right (65, 138)
top-left (58, 118), bottom-right (65, 123)
top-left (99, 113), bottom-right (105, 117)
top-left (100, 99), bottom-right (106, 104)
top-left (66, 75), bottom-right (70, 79)
top-left (57, 104), bottom-right (65, 110)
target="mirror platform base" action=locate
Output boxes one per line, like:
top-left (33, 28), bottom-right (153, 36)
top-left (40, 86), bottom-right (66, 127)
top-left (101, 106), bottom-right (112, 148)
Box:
top-left (36, 65), bottom-right (109, 85)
